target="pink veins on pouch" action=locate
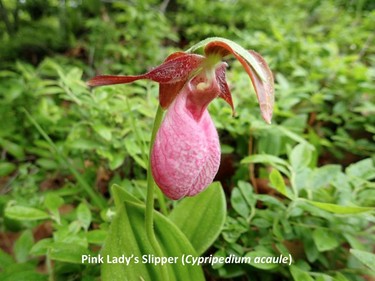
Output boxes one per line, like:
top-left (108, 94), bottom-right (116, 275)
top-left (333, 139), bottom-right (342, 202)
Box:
top-left (151, 70), bottom-right (222, 200)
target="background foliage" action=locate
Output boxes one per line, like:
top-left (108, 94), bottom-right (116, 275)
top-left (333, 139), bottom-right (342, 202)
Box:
top-left (0, 0), bottom-right (374, 280)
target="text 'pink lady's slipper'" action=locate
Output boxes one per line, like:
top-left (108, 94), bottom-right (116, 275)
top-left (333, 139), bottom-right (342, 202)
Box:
top-left (88, 37), bottom-right (274, 200)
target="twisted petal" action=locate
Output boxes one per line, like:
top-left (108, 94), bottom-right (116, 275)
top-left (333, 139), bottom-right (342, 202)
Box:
top-left (215, 62), bottom-right (234, 114)
top-left (204, 40), bottom-right (274, 123)
top-left (87, 52), bottom-right (205, 109)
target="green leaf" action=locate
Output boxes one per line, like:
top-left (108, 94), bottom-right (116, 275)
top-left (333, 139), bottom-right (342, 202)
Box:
top-left (346, 158), bottom-right (375, 180)
top-left (0, 248), bottom-right (14, 268)
top-left (36, 158), bottom-right (59, 170)
top-left (49, 242), bottom-right (91, 264)
top-left (308, 165), bottom-right (342, 190)
top-left (68, 221), bottom-right (82, 234)
top-left (350, 249), bottom-right (375, 272)
top-left (5, 205), bottom-right (50, 221)
top-left (241, 154), bottom-right (289, 167)
top-left (0, 268), bottom-right (47, 281)
top-left (289, 143), bottom-right (313, 170)
top-left (86, 230), bottom-right (107, 244)
top-left (305, 200), bottom-right (374, 214)
top-left (222, 217), bottom-right (249, 243)
top-left (92, 123), bottom-right (112, 141)
top-left (67, 139), bottom-right (102, 150)
top-left (0, 162), bottom-right (16, 177)
top-left (230, 181), bottom-right (255, 219)
top-left (14, 230), bottom-right (34, 263)
top-left (343, 234), bottom-right (366, 251)
top-left (334, 272), bottom-right (351, 281)
top-left (245, 251), bottom-right (280, 270)
top-left (124, 138), bottom-right (147, 169)
top-left (312, 228), bottom-right (339, 252)
top-left (109, 152), bottom-right (125, 170)
top-left (269, 169), bottom-right (291, 198)
top-left (276, 126), bottom-right (315, 149)
top-left (237, 181), bottom-right (256, 207)
top-left (216, 263), bottom-right (246, 278)
top-left (77, 203), bottom-right (92, 231)
top-left (111, 183), bottom-right (143, 206)
top-left (0, 138), bottom-right (25, 160)
top-left (231, 187), bottom-right (250, 218)
top-left (44, 194), bottom-right (64, 210)
top-left (30, 239), bottom-right (53, 256)
top-left (290, 265), bottom-right (314, 281)
top-left (315, 274), bottom-right (334, 281)
top-left (169, 182), bottom-right (226, 255)
top-left (102, 201), bottom-right (204, 281)
top-left (241, 154), bottom-right (291, 176)
top-left (303, 236), bottom-right (319, 263)
top-left (44, 193), bottom-right (64, 223)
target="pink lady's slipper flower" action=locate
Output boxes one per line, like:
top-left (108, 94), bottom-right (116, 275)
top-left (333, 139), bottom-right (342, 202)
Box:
top-left (88, 37), bottom-right (274, 200)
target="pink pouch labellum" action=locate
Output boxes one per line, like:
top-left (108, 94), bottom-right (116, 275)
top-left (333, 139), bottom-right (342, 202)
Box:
top-left (87, 38), bottom-right (275, 200)
top-left (151, 73), bottom-right (221, 200)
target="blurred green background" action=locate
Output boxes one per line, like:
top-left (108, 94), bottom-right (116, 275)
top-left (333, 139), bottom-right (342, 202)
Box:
top-left (0, 0), bottom-right (374, 280)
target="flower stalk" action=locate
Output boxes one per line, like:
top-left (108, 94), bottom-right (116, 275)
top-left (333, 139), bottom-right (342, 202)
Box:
top-left (145, 105), bottom-right (169, 280)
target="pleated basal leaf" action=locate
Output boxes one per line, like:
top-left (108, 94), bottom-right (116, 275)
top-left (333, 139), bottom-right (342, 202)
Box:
top-left (169, 182), bottom-right (226, 255)
top-left (101, 188), bottom-right (204, 281)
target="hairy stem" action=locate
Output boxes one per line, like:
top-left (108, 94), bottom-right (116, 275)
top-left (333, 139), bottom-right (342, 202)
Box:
top-left (145, 105), bottom-right (169, 280)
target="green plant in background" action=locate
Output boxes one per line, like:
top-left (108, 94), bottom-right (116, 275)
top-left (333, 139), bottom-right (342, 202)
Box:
top-left (213, 145), bottom-right (375, 280)
top-left (85, 0), bottom-right (177, 75)
top-left (0, 0), bottom-right (374, 280)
